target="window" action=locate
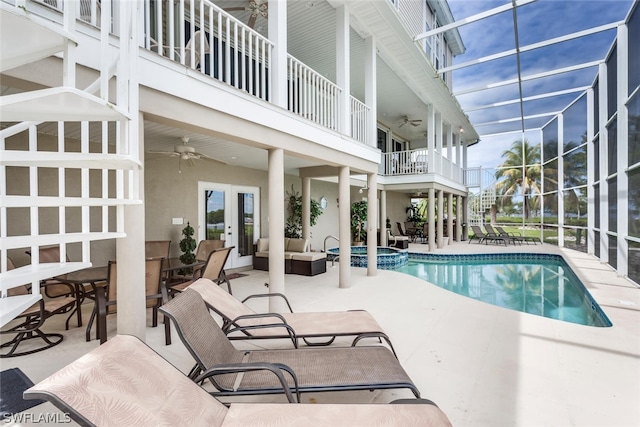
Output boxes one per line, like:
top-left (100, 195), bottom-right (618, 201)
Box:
top-left (608, 176), bottom-right (617, 232)
top-left (629, 169), bottom-right (640, 238)
top-left (606, 45), bottom-right (617, 120)
top-left (594, 79), bottom-right (600, 135)
top-left (629, 93), bottom-right (640, 166)
top-left (629, 4), bottom-right (640, 94)
top-left (608, 119), bottom-right (618, 174)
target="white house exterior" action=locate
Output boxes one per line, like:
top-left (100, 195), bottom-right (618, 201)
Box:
top-left (1, 0), bottom-right (477, 334)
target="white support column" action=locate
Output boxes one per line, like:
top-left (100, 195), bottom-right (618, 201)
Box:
top-left (367, 173), bottom-right (378, 276)
top-left (117, 112), bottom-right (145, 340)
top-left (365, 36), bottom-right (377, 147)
top-left (268, 148), bottom-right (287, 311)
top-left (455, 132), bottom-right (462, 169)
top-left (446, 124), bottom-right (453, 179)
top-left (336, 5), bottom-right (351, 136)
top-left (598, 62), bottom-right (609, 263)
top-left (463, 139), bottom-right (468, 170)
top-left (587, 88), bottom-right (595, 254)
top-left (557, 114), bottom-right (565, 247)
top-left (435, 112), bottom-right (443, 175)
top-left (456, 195), bottom-right (463, 242)
top-left (380, 189), bottom-right (387, 246)
top-left (269, 0), bottom-right (287, 108)
top-left (437, 190), bottom-right (444, 248)
top-left (428, 188), bottom-right (436, 251)
top-left (302, 177), bottom-right (311, 241)
top-left (616, 23), bottom-right (629, 276)
top-left (447, 193), bottom-right (453, 245)
top-left (338, 166), bottom-right (351, 288)
top-left (462, 196), bottom-right (469, 241)
top-left (427, 105), bottom-right (435, 173)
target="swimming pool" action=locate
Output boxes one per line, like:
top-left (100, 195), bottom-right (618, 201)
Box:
top-left (326, 246), bottom-right (408, 269)
top-left (396, 253), bottom-right (611, 327)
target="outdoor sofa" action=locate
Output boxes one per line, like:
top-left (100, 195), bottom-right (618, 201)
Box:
top-left (253, 237), bottom-right (326, 276)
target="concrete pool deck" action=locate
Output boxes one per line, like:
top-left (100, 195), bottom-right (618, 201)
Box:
top-left (2, 241), bottom-right (639, 426)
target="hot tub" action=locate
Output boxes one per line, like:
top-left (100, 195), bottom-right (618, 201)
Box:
top-left (326, 246), bottom-right (409, 269)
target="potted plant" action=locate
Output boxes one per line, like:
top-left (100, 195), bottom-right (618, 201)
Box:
top-left (351, 200), bottom-right (368, 245)
top-left (284, 185), bottom-right (323, 238)
top-left (179, 222), bottom-right (197, 274)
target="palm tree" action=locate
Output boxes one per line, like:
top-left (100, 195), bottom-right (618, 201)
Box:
top-left (495, 139), bottom-right (541, 220)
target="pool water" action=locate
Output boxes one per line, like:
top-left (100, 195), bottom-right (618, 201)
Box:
top-left (396, 253), bottom-right (611, 327)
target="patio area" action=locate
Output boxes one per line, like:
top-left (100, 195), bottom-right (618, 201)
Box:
top-left (2, 241), bottom-right (639, 426)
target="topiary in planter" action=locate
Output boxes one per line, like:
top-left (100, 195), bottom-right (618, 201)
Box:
top-left (179, 222), bottom-right (197, 274)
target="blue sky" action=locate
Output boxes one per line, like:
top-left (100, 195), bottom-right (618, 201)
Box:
top-left (446, 0), bottom-right (633, 169)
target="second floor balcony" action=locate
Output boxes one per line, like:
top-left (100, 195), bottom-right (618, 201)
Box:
top-left (380, 148), bottom-right (464, 185)
top-left (18, 0), bottom-right (475, 188)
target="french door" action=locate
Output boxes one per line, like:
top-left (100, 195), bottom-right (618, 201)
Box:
top-left (198, 182), bottom-right (260, 268)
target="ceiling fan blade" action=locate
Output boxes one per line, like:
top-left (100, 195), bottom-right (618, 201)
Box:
top-left (248, 14), bottom-right (257, 28)
top-left (224, 7), bottom-right (247, 11)
top-left (200, 154), bottom-right (228, 165)
top-left (148, 150), bottom-right (179, 157)
top-left (410, 122), bottom-right (420, 127)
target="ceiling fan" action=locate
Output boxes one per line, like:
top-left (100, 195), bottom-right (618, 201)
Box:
top-left (149, 136), bottom-right (219, 172)
top-left (224, 0), bottom-right (268, 29)
top-left (398, 116), bottom-right (423, 128)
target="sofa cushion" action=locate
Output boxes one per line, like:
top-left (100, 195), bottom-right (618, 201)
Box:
top-left (291, 252), bottom-right (327, 262)
top-left (255, 251), bottom-right (270, 258)
top-left (256, 238), bottom-right (269, 252)
top-left (287, 238), bottom-right (308, 253)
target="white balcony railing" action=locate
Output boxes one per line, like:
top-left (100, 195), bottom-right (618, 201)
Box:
top-left (141, 0), bottom-right (374, 142)
top-left (145, 0), bottom-right (273, 102)
top-left (35, 0), bottom-right (104, 28)
top-left (381, 148), bottom-right (428, 176)
top-left (381, 148), bottom-right (466, 185)
top-left (287, 55), bottom-right (340, 131)
top-left (350, 96), bottom-right (370, 144)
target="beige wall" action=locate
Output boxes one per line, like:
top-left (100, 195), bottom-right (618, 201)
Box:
top-left (144, 156), bottom-right (344, 256)
top-left (385, 191), bottom-right (411, 234)
top-left (5, 132), bottom-right (117, 268)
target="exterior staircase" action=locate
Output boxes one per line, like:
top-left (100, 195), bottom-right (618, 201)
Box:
top-left (465, 167), bottom-right (497, 227)
top-left (0, 1), bottom-right (140, 327)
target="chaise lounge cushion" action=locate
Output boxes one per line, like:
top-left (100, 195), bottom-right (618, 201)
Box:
top-left (24, 335), bottom-right (453, 426)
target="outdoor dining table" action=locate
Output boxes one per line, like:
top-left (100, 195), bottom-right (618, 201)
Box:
top-left (161, 257), bottom-right (206, 288)
top-left (55, 266), bottom-right (109, 344)
top-left (162, 257), bottom-right (206, 274)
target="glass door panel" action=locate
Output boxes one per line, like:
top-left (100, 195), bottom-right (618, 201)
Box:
top-left (205, 190), bottom-right (226, 240)
top-left (232, 186), bottom-right (260, 267)
top-left (199, 182), bottom-right (259, 269)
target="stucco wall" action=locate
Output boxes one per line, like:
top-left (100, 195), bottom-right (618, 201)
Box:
top-left (144, 156), bottom-right (343, 257)
top-left (5, 132), bottom-right (117, 268)
top-left (385, 191), bottom-right (412, 235)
